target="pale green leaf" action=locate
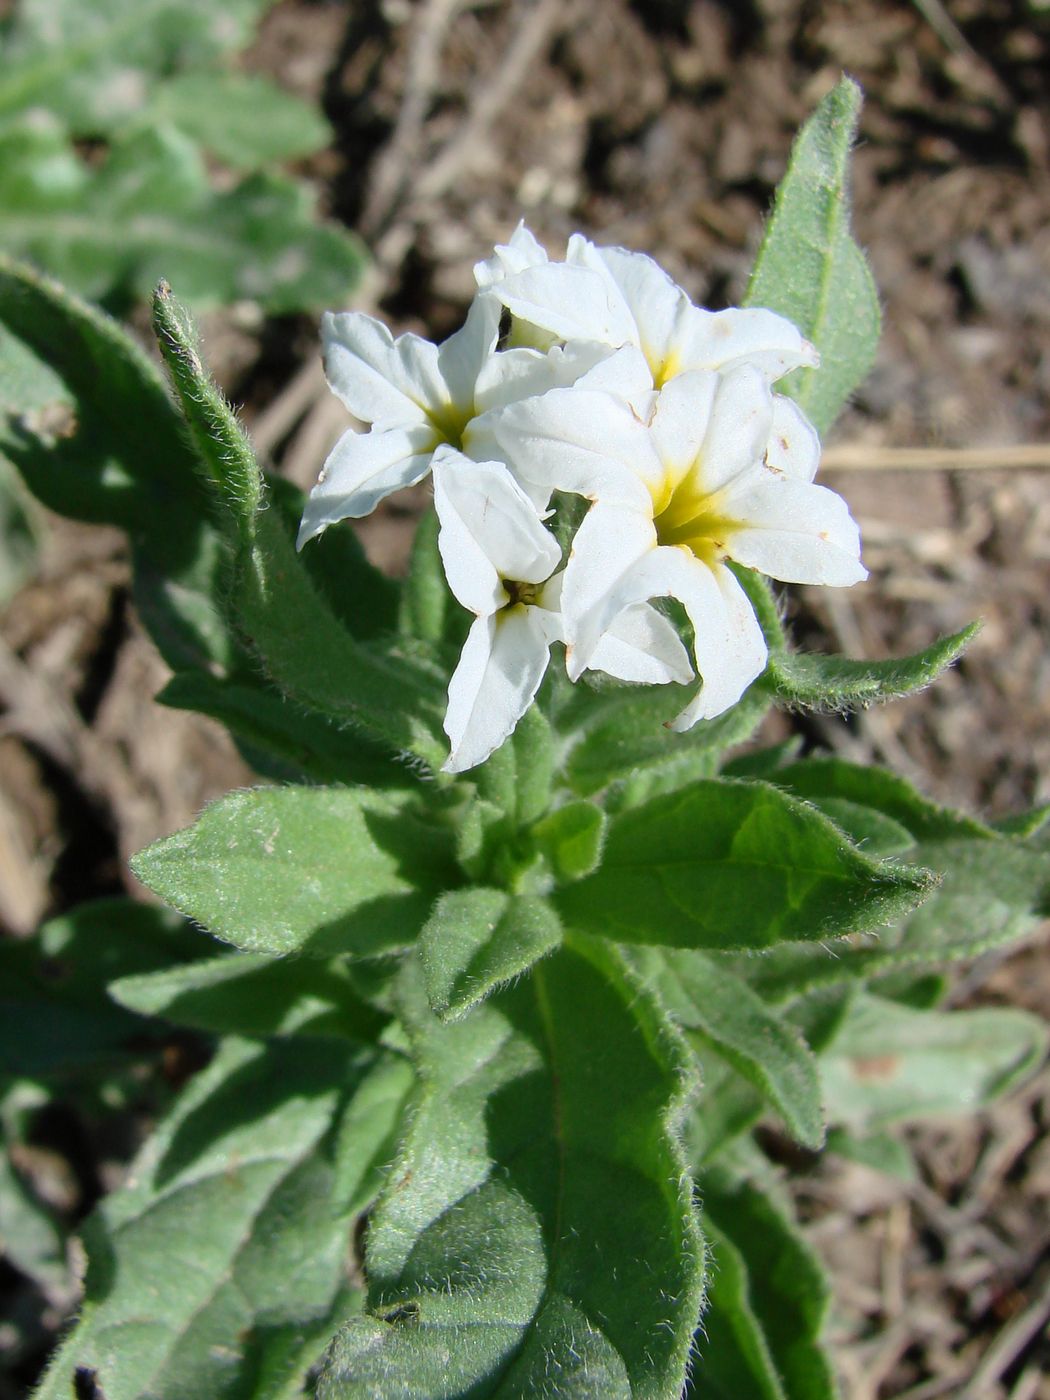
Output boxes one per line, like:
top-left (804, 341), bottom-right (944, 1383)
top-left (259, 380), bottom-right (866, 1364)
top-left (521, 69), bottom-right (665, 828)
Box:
top-left (821, 994), bottom-right (1048, 1130)
top-left (634, 948), bottom-right (825, 1148)
top-left (130, 786), bottom-right (458, 958)
top-left (34, 1036), bottom-right (398, 1400)
top-left (531, 800), bottom-right (607, 883)
top-left (418, 888), bottom-right (562, 1020)
top-left (745, 75), bottom-right (878, 435)
top-left (151, 71), bottom-right (331, 168)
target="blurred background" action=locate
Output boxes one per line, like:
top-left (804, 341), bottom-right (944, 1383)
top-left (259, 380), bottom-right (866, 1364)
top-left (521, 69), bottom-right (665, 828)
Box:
top-left (1, 1), bottom-right (1048, 1395)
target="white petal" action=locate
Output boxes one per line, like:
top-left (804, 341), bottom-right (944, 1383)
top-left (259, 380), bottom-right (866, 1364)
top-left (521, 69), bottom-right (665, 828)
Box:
top-left (668, 559), bottom-right (768, 727)
top-left (675, 306), bottom-right (819, 382)
top-left (432, 450), bottom-right (561, 616)
top-left (697, 364), bottom-right (774, 494)
top-left (493, 388), bottom-right (659, 509)
top-left (297, 423), bottom-right (436, 545)
top-left (493, 263), bottom-right (638, 349)
top-left (722, 477), bottom-right (868, 586)
top-left (766, 395), bottom-right (821, 482)
top-left (649, 370), bottom-right (720, 484)
top-left (436, 293), bottom-right (501, 410)
top-left (474, 221), bottom-right (550, 289)
top-left (322, 312), bottom-right (444, 429)
top-left (443, 608), bottom-right (553, 773)
top-left (572, 343), bottom-right (654, 401)
top-left (587, 243), bottom-right (691, 382)
top-left (589, 603), bottom-right (693, 685)
top-left (566, 545), bottom-right (766, 725)
top-left (560, 501), bottom-right (658, 678)
top-left (472, 339), bottom-right (617, 417)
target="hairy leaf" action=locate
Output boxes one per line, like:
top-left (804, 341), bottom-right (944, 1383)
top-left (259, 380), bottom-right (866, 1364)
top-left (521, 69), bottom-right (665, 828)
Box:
top-left (318, 941), bottom-right (704, 1398)
top-left (745, 75), bottom-right (878, 435)
top-left (418, 888), bottom-right (562, 1020)
top-left (693, 1168), bottom-right (838, 1400)
top-left (555, 779), bottom-right (933, 951)
top-left (34, 1037), bottom-right (400, 1400)
top-left (131, 786), bottom-right (458, 958)
top-left (634, 948), bottom-right (825, 1149)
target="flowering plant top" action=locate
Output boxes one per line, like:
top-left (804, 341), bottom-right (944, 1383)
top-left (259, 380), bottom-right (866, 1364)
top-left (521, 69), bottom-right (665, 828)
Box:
top-left (300, 224), bottom-right (866, 771)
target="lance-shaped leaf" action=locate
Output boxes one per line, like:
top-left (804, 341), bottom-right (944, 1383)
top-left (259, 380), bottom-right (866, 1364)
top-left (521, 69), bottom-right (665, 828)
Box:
top-left (418, 888), bottom-right (563, 1021)
top-left (692, 1168), bottom-right (838, 1400)
top-left (731, 760), bottom-right (1050, 1000)
top-left (555, 779), bottom-right (932, 951)
top-left (820, 994), bottom-right (1048, 1131)
top-left (633, 948), bottom-right (825, 1149)
top-left (318, 941), bottom-right (704, 1398)
top-left (150, 71), bottom-right (332, 169)
top-left (153, 283), bottom-right (450, 770)
top-left (744, 75), bottom-right (878, 435)
top-left (766, 624), bottom-right (978, 710)
top-left (131, 786), bottom-right (459, 959)
top-left (110, 953), bottom-right (388, 1042)
top-left (34, 1036), bottom-right (404, 1400)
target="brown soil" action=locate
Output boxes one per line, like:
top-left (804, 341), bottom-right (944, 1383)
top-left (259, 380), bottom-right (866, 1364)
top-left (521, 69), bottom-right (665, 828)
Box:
top-left (2, 1), bottom-right (1049, 1395)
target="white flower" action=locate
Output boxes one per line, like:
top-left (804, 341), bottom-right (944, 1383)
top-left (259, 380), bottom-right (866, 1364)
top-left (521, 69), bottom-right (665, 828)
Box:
top-left (298, 291), bottom-right (639, 548)
top-left (494, 365), bottom-right (866, 730)
top-left (432, 447), bottom-right (691, 773)
top-left (476, 221), bottom-right (819, 389)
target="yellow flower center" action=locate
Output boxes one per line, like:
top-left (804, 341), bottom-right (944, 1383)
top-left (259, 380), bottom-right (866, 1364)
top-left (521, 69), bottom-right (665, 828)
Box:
top-left (425, 399), bottom-right (473, 450)
top-left (651, 462), bottom-right (739, 566)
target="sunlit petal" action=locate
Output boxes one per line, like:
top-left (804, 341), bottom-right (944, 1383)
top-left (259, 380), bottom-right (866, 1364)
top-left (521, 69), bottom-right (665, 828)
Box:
top-left (297, 423), bottom-right (436, 545)
top-left (590, 603), bottom-right (694, 685)
top-left (722, 477), bottom-right (867, 585)
top-left (443, 608), bottom-right (553, 773)
top-left (322, 311), bottom-right (445, 428)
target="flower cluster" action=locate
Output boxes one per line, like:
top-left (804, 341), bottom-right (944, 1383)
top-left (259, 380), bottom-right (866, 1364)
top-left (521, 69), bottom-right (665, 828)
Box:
top-left (299, 224), bottom-right (867, 773)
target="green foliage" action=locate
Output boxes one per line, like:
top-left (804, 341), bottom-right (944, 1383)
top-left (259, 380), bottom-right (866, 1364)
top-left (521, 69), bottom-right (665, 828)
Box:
top-left (318, 944), bottom-right (704, 1399)
top-left (820, 994), bottom-right (1048, 1130)
top-left (745, 75), bottom-right (879, 435)
top-left (34, 1037), bottom-right (400, 1400)
top-left (635, 949), bottom-right (825, 1149)
top-left (131, 786), bottom-right (458, 958)
top-left (0, 0), bottom-right (361, 311)
top-left (694, 1168), bottom-right (838, 1400)
top-left (0, 899), bottom-right (203, 1078)
top-left (418, 888), bottom-right (562, 1020)
top-left (556, 779), bottom-right (933, 951)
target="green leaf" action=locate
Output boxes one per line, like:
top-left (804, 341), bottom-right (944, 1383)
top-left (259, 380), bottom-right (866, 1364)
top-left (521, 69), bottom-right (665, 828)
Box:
top-left (555, 779), bottom-right (933, 951)
top-left (0, 452), bottom-right (41, 603)
top-left (820, 993), bottom-right (1048, 1130)
top-left (734, 762), bottom-right (1050, 999)
top-left (418, 889), bottom-right (562, 1020)
top-left (693, 1168), bottom-right (838, 1400)
top-left (34, 1036), bottom-right (401, 1400)
top-left (767, 623), bottom-right (978, 710)
top-left (1, 121), bottom-right (364, 312)
top-left (399, 506), bottom-right (459, 648)
top-left (680, 1053), bottom-right (764, 1170)
top-left (633, 948), bottom-right (825, 1149)
top-left (0, 1151), bottom-right (68, 1295)
top-left (531, 800), bottom-right (607, 882)
top-left (157, 671), bottom-right (402, 787)
top-left (131, 786), bottom-right (458, 958)
top-left (825, 1127), bottom-right (916, 1181)
top-left (559, 677), bottom-right (768, 802)
top-left (0, 898), bottom-right (203, 1078)
top-left (109, 953), bottom-right (388, 1041)
top-left (474, 702), bottom-right (557, 827)
top-left (151, 71), bottom-right (331, 169)
top-left (0, 0), bottom-right (270, 134)
top-left (318, 941), bottom-right (704, 1398)
top-left (744, 75), bottom-right (879, 435)
top-left (152, 283), bottom-right (450, 771)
